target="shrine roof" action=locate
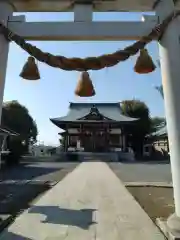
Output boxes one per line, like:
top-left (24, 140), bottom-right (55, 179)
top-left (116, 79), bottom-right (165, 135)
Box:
top-left (150, 125), bottom-right (167, 137)
top-left (0, 126), bottom-right (19, 136)
top-left (50, 102), bottom-right (137, 124)
top-left (146, 125), bottom-right (167, 141)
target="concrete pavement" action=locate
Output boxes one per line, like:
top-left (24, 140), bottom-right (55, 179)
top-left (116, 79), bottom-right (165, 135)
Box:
top-left (109, 162), bottom-right (171, 183)
top-left (0, 162), bottom-right (165, 239)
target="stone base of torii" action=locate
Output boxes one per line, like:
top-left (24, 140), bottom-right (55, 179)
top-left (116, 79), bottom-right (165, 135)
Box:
top-left (1, 0), bottom-right (180, 238)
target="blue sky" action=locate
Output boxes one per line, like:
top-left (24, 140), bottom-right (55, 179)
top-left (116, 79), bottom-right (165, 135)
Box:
top-left (4, 12), bottom-right (164, 146)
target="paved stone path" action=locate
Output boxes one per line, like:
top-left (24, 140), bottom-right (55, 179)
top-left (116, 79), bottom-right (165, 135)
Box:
top-left (0, 162), bottom-right (165, 240)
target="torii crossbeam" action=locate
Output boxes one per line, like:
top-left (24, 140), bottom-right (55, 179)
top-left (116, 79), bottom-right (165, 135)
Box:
top-left (1, 0), bottom-right (180, 238)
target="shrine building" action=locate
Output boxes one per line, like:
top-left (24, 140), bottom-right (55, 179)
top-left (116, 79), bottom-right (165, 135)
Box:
top-left (50, 102), bottom-right (137, 152)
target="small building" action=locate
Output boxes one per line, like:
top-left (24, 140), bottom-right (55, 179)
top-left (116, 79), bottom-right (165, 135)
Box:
top-left (50, 102), bottom-right (137, 153)
top-left (29, 144), bottom-right (57, 157)
top-left (0, 127), bottom-right (19, 166)
top-left (0, 126), bottom-right (19, 152)
top-left (144, 125), bottom-right (169, 158)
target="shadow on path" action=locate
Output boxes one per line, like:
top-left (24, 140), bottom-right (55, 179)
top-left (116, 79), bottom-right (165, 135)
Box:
top-left (29, 206), bottom-right (97, 229)
top-left (0, 232), bottom-right (33, 240)
top-left (0, 165), bottom-right (63, 181)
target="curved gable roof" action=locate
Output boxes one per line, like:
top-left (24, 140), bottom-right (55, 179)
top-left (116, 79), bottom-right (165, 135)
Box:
top-left (51, 102), bottom-right (137, 123)
top-left (150, 126), bottom-right (167, 137)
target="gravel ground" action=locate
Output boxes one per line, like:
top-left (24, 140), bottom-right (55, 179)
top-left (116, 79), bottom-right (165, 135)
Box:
top-left (108, 162), bottom-right (174, 222)
top-left (0, 162), bottom-right (79, 181)
top-left (127, 186), bottom-right (174, 222)
top-left (0, 161), bottom-right (79, 232)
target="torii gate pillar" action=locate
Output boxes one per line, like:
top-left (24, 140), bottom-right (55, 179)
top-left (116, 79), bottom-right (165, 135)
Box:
top-left (0, 2), bottom-right (13, 119)
top-left (0, 2), bottom-right (13, 166)
top-left (155, 0), bottom-right (180, 234)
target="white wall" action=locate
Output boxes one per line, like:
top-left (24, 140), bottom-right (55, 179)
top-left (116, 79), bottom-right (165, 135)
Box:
top-left (67, 128), bottom-right (122, 134)
top-left (29, 144), bottom-right (55, 157)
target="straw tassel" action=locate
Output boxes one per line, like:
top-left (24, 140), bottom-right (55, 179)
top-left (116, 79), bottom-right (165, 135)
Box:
top-left (75, 71), bottom-right (95, 97)
top-left (20, 56), bottom-right (40, 80)
top-left (134, 49), bottom-right (156, 74)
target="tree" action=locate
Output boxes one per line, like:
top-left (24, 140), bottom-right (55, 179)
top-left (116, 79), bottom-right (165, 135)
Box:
top-left (150, 116), bottom-right (166, 132)
top-left (1, 100), bottom-right (38, 162)
top-left (121, 100), bottom-right (151, 157)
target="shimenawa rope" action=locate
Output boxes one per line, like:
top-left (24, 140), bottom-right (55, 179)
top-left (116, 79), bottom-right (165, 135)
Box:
top-left (0, 10), bottom-right (179, 71)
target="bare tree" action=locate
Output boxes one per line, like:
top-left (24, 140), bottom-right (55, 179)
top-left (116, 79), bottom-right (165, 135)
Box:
top-left (155, 85), bottom-right (164, 99)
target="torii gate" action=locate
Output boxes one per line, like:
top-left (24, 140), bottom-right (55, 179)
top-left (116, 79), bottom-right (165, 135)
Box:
top-left (1, 0), bottom-right (180, 236)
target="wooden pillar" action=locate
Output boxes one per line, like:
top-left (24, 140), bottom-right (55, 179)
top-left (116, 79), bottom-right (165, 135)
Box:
top-left (1, 134), bottom-right (8, 151)
top-left (105, 125), bottom-right (109, 152)
top-left (64, 134), bottom-right (67, 152)
top-left (121, 127), bottom-right (125, 151)
top-left (107, 124), bottom-right (110, 151)
top-left (81, 123), bottom-right (84, 150)
top-left (67, 135), bottom-right (69, 148)
top-left (119, 133), bottom-right (122, 150)
top-left (65, 125), bottom-right (69, 152)
top-left (79, 124), bottom-right (82, 150)
top-left (167, 136), bottom-right (169, 153)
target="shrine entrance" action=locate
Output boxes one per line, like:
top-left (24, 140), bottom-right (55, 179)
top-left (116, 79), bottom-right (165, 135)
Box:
top-left (82, 131), bottom-right (108, 152)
